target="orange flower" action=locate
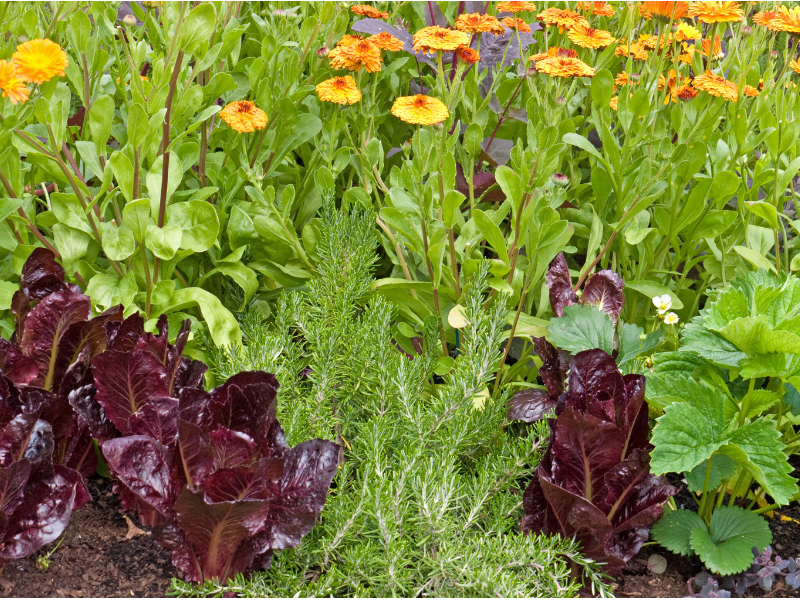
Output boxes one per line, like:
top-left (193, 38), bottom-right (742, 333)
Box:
top-left (609, 95), bottom-right (619, 110)
top-left (11, 38), bottom-right (68, 84)
top-left (687, 1), bottom-right (743, 24)
top-left (575, 1), bottom-right (614, 17)
top-left (413, 26), bottom-right (471, 53)
top-left (675, 83), bottom-right (697, 101)
top-left (497, 1), bottom-right (537, 12)
top-left (391, 94), bottom-right (449, 125)
top-left (329, 39), bottom-right (382, 72)
top-left (753, 10), bottom-right (781, 29)
top-left (760, 5), bottom-right (800, 33)
top-left (657, 70), bottom-right (691, 103)
top-left (792, 59), bottom-right (800, 75)
top-left (368, 32), bottom-right (404, 51)
top-left (531, 47), bottom-right (577, 61)
top-left (456, 46), bottom-right (481, 64)
top-left (639, 3), bottom-right (653, 19)
top-left (219, 100), bottom-right (268, 133)
top-left (615, 42), bottom-right (648, 60)
top-left (502, 17), bottom-right (531, 32)
top-left (692, 70), bottom-right (737, 101)
top-left (336, 34), bottom-right (365, 47)
top-left (454, 13), bottom-right (505, 34)
top-left (115, 74), bottom-right (149, 84)
top-left (643, 1), bottom-right (688, 21)
top-left (536, 7), bottom-right (588, 33)
top-left (674, 22), bottom-right (701, 41)
top-left (0, 60), bottom-right (29, 105)
top-left (535, 56), bottom-right (595, 78)
top-left (743, 85), bottom-right (760, 97)
top-left (615, 71), bottom-right (639, 86)
top-left (678, 42), bottom-right (696, 64)
top-left (351, 4), bottom-right (388, 19)
top-left (316, 76), bottom-right (361, 105)
top-left (568, 22), bottom-right (616, 48)
top-left (699, 35), bottom-right (724, 61)
top-left (640, 32), bottom-right (672, 50)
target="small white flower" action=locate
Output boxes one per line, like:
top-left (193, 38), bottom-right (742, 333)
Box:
top-left (639, 332), bottom-right (647, 340)
top-left (664, 312), bottom-right (679, 325)
top-left (652, 294), bottom-right (672, 314)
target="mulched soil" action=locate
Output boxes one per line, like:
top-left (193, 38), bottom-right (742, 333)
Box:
top-left (0, 477), bottom-right (176, 598)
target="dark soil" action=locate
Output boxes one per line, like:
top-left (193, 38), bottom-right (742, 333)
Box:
top-left (0, 477), bottom-right (176, 598)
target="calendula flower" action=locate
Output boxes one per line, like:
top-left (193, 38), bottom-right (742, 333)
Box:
top-left (609, 95), bottom-right (619, 110)
top-left (652, 294), bottom-right (672, 314)
top-left (643, 1), bottom-right (688, 21)
top-left (764, 5), bottom-right (800, 33)
top-left (658, 70), bottom-right (691, 104)
top-left (498, 1), bottom-right (537, 12)
top-left (791, 59), bottom-right (800, 75)
top-left (329, 39), bottom-right (382, 72)
top-left (456, 46), bottom-right (480, 64)
top-left (575, 1), bottom-right (614, 17)
top-left (743, 85), bottom-right (760, 97)
top-left (316, 76), bottom-right (361, 105)
top-left (11, 38), bottom-right (68, 84)
top-left (674, 22), bottom-right (701, 41)
top-left (753, 9), bottom-right (781, 29)
top-left (615, 71), bottom-right (639, 86)
top-left (536, 7), bottom-right (588, 33)
top-left (663, 312), bottom-right (679, 325)
top-left (678, 42), bottom-right (696, 64)
top-left (219, 100), bottom-right (268, 133)
top-left (0, 60), bottom-right (29, 105)
top-left (336, 34), bottom-right (365, 47)
top-left (502, 17), bottom-right (531, 32)
top-left (692, 69), bottom-right (737, 102)
top-left (641, 32), bottom-right (673, 50)
top-left (536, 56), bottom-right (595, 78)
top-left (615, 42), bottom-right (649, 60)
top-left (687, 1), bottom-right (743, 24)
top-left (413, 26), bottom-right (471, 54)
top-left (568, 22), bottom-right (616, 48)
top-left (368, 32), bottom-right (404, 51)
top-left (351, 4), bottom-right (388, 19)
top-left (699, 35), bottom-right (724, 61)
top-left (454, 13), bottom-right (505, 34)
top-left (639, 3), bottom-right (653, 19)
top-left (391, 94), bottom-right (449, 125)
top-left (675, 82), bottom-right (698, 101)
top-left (531, 47), bottom-right (577, 61)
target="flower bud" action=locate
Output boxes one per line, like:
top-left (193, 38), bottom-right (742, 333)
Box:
top-left (554, 96), bottom-right (566, 107)
top-left (317, 46), bottom-right (330, 58)
top-left (629, 72), bottom-right (641, 82)
top-left (141, 0), bottom-right (160, 8)
top-left (432, 121), bottom-right (444, 131)
top-left (122, 14), bottom-right (137, 27)
top-left (741, 25), bottom-right (752, 38)
top-left (771, 50), bottom-right (778, 59)
top-left (552, 172), bottom-right (568, 186)
top-left (670, 23), bottom-right (679, 33)
top-left (526, 66), bottom-right (538, 77)
top-left (272, 8), bottom-right (287, 16)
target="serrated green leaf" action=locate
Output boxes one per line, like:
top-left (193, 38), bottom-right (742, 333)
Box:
top-left (689, 506), bottom-right (772, 576)
top-left (684, 455), bottom-right (738, 493)
top-left (651, 509), bottom-right (707, 557)
top-left (548, 304), bottom-right (615, 355)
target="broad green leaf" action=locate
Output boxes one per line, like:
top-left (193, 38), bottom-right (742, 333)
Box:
top-left (651, 509), bottom-right (707, 557)
top-left (680, 317), bottom-right (748, 368)
top-left (122, 198), bottom-right (152, 243)
top-left (180, 3), bottom-right (217, 55)
top-left (624, 280), bottom-right (684, 309)
top-left (167, 200), bottom-right (219, 252)
top-left (146, 152), bottom-right (184, 218)
top-left (710, 170), bottom-right (739, 209)
top-left (53, 223), bottom-right (90, 267)
top-left (201, 263), bottom-right (258, 309)
top-left (683, 455), bottom-right (738, 493)
top-left (102, 222), bottom-right (136, 261)
top-left (473, 209), bottom-right (509, 264)
top-left (109, 151), bottom-right (134, 203)
top-left (495, 166), bottom-right (522, 205)
top-left (563, 132), bottom-right (605, 163)
top-left (127, 103), bottom-right (150, 150)
top-left (0, 281), bottom-right (17, 310)
top-left (548, 304), bottom-right (614, 355)
top-left (745, 201), bottom-right (779, 231)
top-left (145, 223), bottom-right (182, 260)
top-left (158, 287), bottom-right (241, 348)
top-left (88, 95), bottom-right (114, 157)
top-left (733, 246), bottom-right (777, 274)
top-left (689, 506), bottom-right (772, 576)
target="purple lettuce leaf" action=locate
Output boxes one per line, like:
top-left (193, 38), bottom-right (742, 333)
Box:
top-left (128, 396), bottom-right (179, 447)
top-left (0, 460), bottom-right (31, 517)
top-left (581, 271), bottom-right (625, 324)
top-left (0, 414), bottom-right (54, 471)
top-left (10, 248), bottom-right (68, 344)
top-left (0, 339), bottom-right (38, 386)
top-left (506, 389), bottom-right (556, 423)
top-left (507, 338), bottom-right (571, 423)
top-left (546, 254), bottom-right (579, 318)
top-left (104, 313), bottom-right (146, 353)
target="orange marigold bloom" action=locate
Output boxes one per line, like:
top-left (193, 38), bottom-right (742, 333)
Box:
top-left (640, 32), bottom-right (673, 50)
top-left (502, 17), bottom-right (531, 32)
top-left (497, 1), bottom-right (537, 13)
top-left (456, 45), bottom-right (481, 64)
top-left (11, 38), bottom-right (68, 84)
top-left (568, 22), bottom-right (616, 48)
top-left (391, 94), bottom-right (449, 125)
top-left (454, 13), bottom-right (504, 34)
top-left (575, 2), bottom-right (614, 17)
top-left (413, 26), bottom-right (471, 54)
top-left (675, 22), bottom-right (701, 41)
top-left (219, 100), bottom-right (268, 133)
top-left (658, 70), bottom-right (691, 104)
top-left (762, 5), bottom-right (800, 33)
top-left (329, 39), bottom-right (382, 72)
top-left (692, 70), bottom-right (737, 101)
top-left (615, 71), bottom-right (639, 86)
top-left (335, 34), bottom-right (365, 48)
top-left (791, 59), bottom-right (800, 75)
top-left (351, 4), bottom-right (388, 19)
top-left (615, 42), bottom-right (649, 60)
top-left (531, 47), bottom-right (577, 61)
top-left (687, 1), bottom-right (743, 24)
top-left (316, 76), bottom-right (361, 105)
top-left (536, 56), bottom-right (595, 78)
top-left (675, 83), bottom-right (697, 101)
top-left (536, 7), bottom-right (588, 33)
top-left (0, 60), bottom-right (29, 105)
top-left (700, 35), bottom-right (724, 60)
top-left (753, 10), bottom-right (780, 29)
top-left (643, 1), bottom-right (688, 21)
top-left (639, 3), bottom-right (653, 19)
top-left (678, 42), bottom-right (696, 64)
top-left (368, 32), bottom-right (404, 51)
top-left (609, 95), bottom-right (619, 110)
top-left (743, 85), bottom-right (760, 97)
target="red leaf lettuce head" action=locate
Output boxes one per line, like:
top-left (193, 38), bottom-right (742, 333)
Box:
top-left (520, 349), bottom-right (677, 575)
top-left (545, 253), bottom-right (625, 323)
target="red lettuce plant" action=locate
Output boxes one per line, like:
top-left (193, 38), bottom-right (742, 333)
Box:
top-left (518, 348), bottom-right (677, 574)
top-left (77, 314), bottom-right (339, 583)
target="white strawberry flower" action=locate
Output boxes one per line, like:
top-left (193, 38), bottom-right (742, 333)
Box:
top-left (664, 312), bottom-right (679, 325)
top-left (652, 294), bottom-right (672, 314)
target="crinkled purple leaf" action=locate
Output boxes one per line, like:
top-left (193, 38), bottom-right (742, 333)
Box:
top-left (179, 388), bottom-right (212, 430)
top-left (349, 19), bottom-right (436, 67)
top-left (165, 320), bottom-right (206, 395)
top-left (105, 313), bottom-right (145, 352)
top-left (0, 414), bottom-right (53, 470)
top-left (102, 436), bottom-right (176, 517)
top-left (20, 387), bottom-right (74, 441)
top-left (199, 459), bottom-right (284, 503)
top-left (521, 471), bottom-right (559, 536)
top-left (11, 248), bottom-right (68, 343)
top-left (534, 337), bottom-right (566, 398)
top-left (546, 254), bottom-right (579, 318)
top-left (178, 419), bottom-right (215, 487)
top-left (0, 375), bottom-right (21, 425)
top-left (152, 520), bottom-right (203, 582)
top-left (580, 270), bottom-right (625, 324)
top-left (58, 346), bottom-right (92, 400)
top-left (134, 314), bottom-right (170, 365)
top-left (55, 427), bottom-right (97, 479)
top-left (257, 438), bottom-right (339, 551)
top-left (175, 488), bottom-right (272, 583)
top-left (53, 305), bottom-right (123, 386)
top-left (562, 349), bottom-right (626, 416)
top-left (92, 350), bottom-right (168, 434)
top-left (0, 459), bottom-right (31, 516)
top-left (0, 465), bottom-right (85, 560)
top-left (19, 291), bottom-right (91, 390)
top-left (506, 389), bottom-right (556, 423)
top-left (209, 427), bottom-right (257, 471)
top-left (129, 396), bottom-right (179, 447)
top-left (0, 338), bottom-right (38, 386)
top-left (208, 373), bottom-right (282, 446)
top-left (68, 383), bottom-right (118, 443)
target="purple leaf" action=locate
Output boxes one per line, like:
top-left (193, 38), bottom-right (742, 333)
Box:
top-left (506, 389), bottom-right (556, 423)
top-left (546, 254), bottom-right (578, 317)
top-left (580, 270), bottom-right (625, 323)
top-left (0, 339), bottom-right (38, 386)
top-left (0, 460), bottom-right (31, 516)
top-left (534, 337), bottom-right (566, 398)
top-left (177, 419), bottom-right (215, 487)
top-left (68, 383), bottom-right (118, 443)
top-left (199, 459), bottom-right (284, 503)
top-left (0, 415), bottom-right (53, 469)
top-left (105, 313), bottom-right (145, 352)
top-left (209, 427), bottom-right (257, 470)
top-left (129, 396), bottom-right (179, 447)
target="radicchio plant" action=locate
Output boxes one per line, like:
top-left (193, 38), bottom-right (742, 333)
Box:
top-left (518, 348), bottom-right (678, 574)
top-left (78, 314), bottom-right (339, 583)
